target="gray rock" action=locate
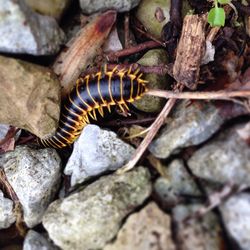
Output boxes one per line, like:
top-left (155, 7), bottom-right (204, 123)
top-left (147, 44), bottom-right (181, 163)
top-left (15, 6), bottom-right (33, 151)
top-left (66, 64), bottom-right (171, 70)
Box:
top-left (0, 190), bottom-right (16, 229)
top-left (149, 100), bottom-right (225, 159)
top-left (23, 230), bottom-right (58, 250)
top-left (173, 204), bottom-right (223, 250)
top-left (80, 0), bottom-right (140, 14)
top-left (0, 146), bottom-right (61, 228)
top-left (0, 55), bottom-right (61, 138)
top-left (0, 0), bottom-right (65, 55)
top-left (220, 193), bottom-right (250, 250)
top-left (104, 202), bottom-right (176, 250)
top-left (64, 125), bottom-right (135, 186)
top-left (133, 49), bottom-right (169, 113)
top-left (154, 159), bottom-right (200, 207)
top-left (43, 167), bottom-right (152, 250)
top-left (0, 124), bottom-right (10, 141)
top-left (188, 124), bottom-right (250, 186)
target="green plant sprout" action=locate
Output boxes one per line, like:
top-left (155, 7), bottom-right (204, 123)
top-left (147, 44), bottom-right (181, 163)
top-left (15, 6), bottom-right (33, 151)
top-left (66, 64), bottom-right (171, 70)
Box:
top-left (208, 0), bottom-right (231, 27)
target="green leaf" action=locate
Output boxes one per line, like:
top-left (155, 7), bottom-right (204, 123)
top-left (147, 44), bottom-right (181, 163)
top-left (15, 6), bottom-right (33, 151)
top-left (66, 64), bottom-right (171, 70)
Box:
top-left (218, 0), bottom-right (230, 4)
top-left (207, 7), bottom-right (226, 27)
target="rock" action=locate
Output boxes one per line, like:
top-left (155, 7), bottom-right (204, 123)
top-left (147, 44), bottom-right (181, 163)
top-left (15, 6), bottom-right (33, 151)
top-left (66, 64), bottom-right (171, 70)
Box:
top-left (0, 0), bottom-right (65, 55)
top-left (133, 49), bottom-right (169, 113)
top-left (136, 0), bottom-right (171, 39)
top-left (154, 159), bottom-right (200, 207)
top-left (149, 100), bottom-right (225, 159)
top-left (188, 124), bottom-right (250, 186)
top-left (104, 202), bottom-right (176, 250)
top-left (103, 27), bottom-right (123, 53)
top-left (173, 204), bottom-right (223, 250)
top-left (25, 0), bottom-right (72, 19)
top-left (43, 167), bottom-right (152, 250)
top-left (0, 55), bottom-right (60, 138)
top-left (80, 0), bottom-right (140, 14)
top-left (64, 125), bottom-right (135, 186)
top-left (0, 146), bottom-right (61, 228)
top-left (0, 190), bottom-right (16, 229)
top-left (23, 230), bottom-right (58, 250)
top-left (0, 124), bottom-right (10, 141)
top-left (220, 193), bottom-right (250, 250)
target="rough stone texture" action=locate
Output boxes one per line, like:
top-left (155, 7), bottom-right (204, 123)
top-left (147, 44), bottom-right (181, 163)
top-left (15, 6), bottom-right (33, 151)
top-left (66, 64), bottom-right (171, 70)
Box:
top-left (64, 125), bottom-right (135, 186)
top-left (149, 100), bottom-right (225, 159)
top-left (0, 146), bottom-right (61, 228)
top-left (43, 167), bottom-right (152, 250)
top-left (173, 204), bottom-right (223, 250)
top-left (25, 0), bottom-right (71, 19)
top-left (136, 0), bottom-right (171, 39)
top-left (104, 202), bottom-right (176, 250)
top-left (0, 55), bottom-right (60, 138)
top-left (154, 159), bottom-right (200, 207)
top-left (23, 230), bottom-right (58, 250)
top-left (0, 190), bottom-right (16, 229)
top-left (0, 0), bottom-right (65, 55)
top-left (220, 193), bottom-right (250, 250)
top-left (133, 49), bottom-right (169, 113)
top-left (80, 0), bottom-right (140, 14)
top-left (188, 124), bottom-right (250, 186)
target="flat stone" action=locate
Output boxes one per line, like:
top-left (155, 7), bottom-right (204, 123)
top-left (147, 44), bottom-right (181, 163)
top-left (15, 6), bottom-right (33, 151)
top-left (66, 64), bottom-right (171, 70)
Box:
top-left (23, 230), bottom-right (58, 250)
top-left (80, 0), bottom-right (140, 14)
top-left (188, 123), bottom-right (250, 185)
top-left (64, 125), bottom-right (135, 186)
top-left (0, 190), bottom-right (16, 229)
top-left (43, 167), bottom-right (152, 250)
top-left (0, 146), bottom-right (61, 228)
top-left (104, 202), bottom-right (176, 250)
top-left (0, 55), bottom-right (60, 138)
top-left (0, 0), bottom-right (65, 55)
top-left (220, 193), bottom-right (250, 250)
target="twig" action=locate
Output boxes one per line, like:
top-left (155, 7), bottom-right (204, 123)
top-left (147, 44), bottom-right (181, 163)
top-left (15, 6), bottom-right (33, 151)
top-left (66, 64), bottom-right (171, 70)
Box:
top-left (106, 41), bottom-right (162, 61)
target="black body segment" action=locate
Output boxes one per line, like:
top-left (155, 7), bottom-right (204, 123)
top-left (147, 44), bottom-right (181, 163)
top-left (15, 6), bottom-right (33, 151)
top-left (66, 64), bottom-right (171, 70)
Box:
top-left (38, 66), bottom-right (148, 148)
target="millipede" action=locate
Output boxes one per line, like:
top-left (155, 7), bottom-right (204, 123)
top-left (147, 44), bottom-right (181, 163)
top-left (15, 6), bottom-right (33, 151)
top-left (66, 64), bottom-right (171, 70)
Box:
top-left (38, 65), bottom-right (148, 149)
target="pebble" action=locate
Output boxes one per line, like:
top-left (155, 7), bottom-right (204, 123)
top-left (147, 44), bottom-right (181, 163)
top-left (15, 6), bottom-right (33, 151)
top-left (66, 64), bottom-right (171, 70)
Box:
top-left (43, 167), bottom-right (152, 250)
top-left (0, 0), bottom-right (65, 55)
top-left (154, 159), bottom-right (201, 208)
top-left (0, 190), bottom-right (16, 229)
top-left (80, 0), bottom-right (140, 14)
top-left (173, 204), bottom-right (223, 250)
top-left (133, 49), bottom-right (169, 113)
top-left (104, 202), bottom-right (176, 250)
top-left (220, 193), bottom-right (250, 250)
top-left (0, 55), bottom-right (61, 138)
top-left (23, 230), bottom-right (58, 250)
top-left (64, 125), bottom-right (135, 186)
top-left (188, 123), bottom-right (250, 186)
top-left (149, 100), bottom-right (226, 159)
top-left (0, 124), bottom-right (10, 141)
top-left (0, 146), bottom-right (61, 228)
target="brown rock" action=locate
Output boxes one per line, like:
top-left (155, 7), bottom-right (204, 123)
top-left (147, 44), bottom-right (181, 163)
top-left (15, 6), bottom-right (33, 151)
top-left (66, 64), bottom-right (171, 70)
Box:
top-left (0, 56), bottom-right (60, 138)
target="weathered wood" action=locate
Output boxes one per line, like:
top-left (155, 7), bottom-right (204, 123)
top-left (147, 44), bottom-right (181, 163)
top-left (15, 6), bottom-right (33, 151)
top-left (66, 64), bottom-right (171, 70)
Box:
top-left (173, 14), bottom-right (207, 89)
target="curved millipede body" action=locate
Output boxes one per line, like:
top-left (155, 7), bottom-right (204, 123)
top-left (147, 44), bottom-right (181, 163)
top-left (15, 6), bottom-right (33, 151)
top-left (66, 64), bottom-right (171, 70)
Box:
top-left (38, 66), bottom-right (148, 148)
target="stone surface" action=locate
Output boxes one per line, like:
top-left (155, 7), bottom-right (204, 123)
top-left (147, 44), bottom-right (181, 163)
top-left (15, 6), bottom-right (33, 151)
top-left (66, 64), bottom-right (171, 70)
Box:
top-left (0, 0), bottom-right (65, 55)
top-left (188, 124), bottom-right (250, 186)
top-left (0, 124), bottom-right (10, 141)
top-left (103, 27), bottom-right (123, 53)
top-left (133, 49), bottom-right (169, 113)
top-left (136, 0), bottom-right (171, 39)
top-left (173, 204), bottom-right (223, 250)
top-left (220, 193), bottom-right (250, 250)
top-left (0, 55), bottom-right (60, 138)
top-left (0, 146), bottom-right (61, 228)
top-left (80, 0), bottom-right (140, 14)
top-left (64, 125), bottom-right (135, 186)
top-left (149, 100), bottom-right (225, 159)
top-left (0, 190), bottom-right (16, 229)
top-left (104, 202), bottom-right (176, 250)
top-left (25, 0), bottom-right (71, 19)
top-left (43, 167), bottom-right (152, 250)
top-left (23, 230), bottom-right (58, 250)
top-left (154, 159), bottom-right (200, 207)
